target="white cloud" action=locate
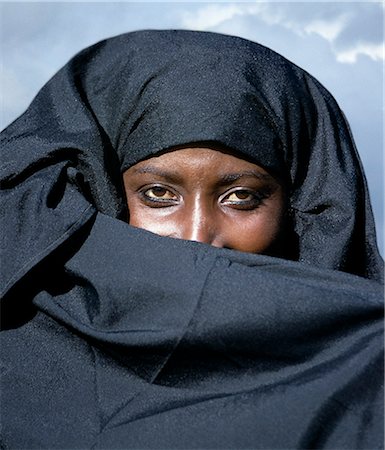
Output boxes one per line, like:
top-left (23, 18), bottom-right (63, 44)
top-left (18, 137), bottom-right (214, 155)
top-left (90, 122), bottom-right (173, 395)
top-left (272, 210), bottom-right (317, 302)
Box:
top-left (335, 42), bottom-right (384, 63)
top-left (301, 13), bottom-right (383, 63)
top-left (180, 2), bottom-right (384, 64)
top-left (181, 3), bottom-right (263, 31)
top-left (182, 4), bottom-right (241, 30)
top-left (304, 16), bottom-right (348, 42)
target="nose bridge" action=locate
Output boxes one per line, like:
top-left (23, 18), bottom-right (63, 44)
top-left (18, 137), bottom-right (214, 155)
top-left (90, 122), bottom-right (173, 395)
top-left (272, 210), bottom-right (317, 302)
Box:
top-left (183, 196), bottom-right (216, 244)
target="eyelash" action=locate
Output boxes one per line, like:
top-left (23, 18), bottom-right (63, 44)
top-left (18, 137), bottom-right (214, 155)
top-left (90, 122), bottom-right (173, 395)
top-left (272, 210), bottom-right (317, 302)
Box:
top-left (139, 185), bottom-right (272, 210)
top-left (139, 186), bottom-right (179, 205)
top-left (220, 188), bottom-right (272, 210)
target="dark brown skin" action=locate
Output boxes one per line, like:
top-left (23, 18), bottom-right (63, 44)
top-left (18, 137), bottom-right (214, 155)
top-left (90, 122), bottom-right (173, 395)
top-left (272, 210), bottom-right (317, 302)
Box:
top-left (123, 147), bottom-right (286, 254)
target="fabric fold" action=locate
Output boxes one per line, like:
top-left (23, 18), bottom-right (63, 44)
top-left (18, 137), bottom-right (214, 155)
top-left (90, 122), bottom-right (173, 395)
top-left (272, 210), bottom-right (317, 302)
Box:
top-left (17, 213), bottom-right (381, 449)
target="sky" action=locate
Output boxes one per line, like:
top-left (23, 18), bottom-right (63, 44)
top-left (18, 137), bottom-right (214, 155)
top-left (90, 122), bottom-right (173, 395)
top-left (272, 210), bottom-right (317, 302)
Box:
top-left (1, 1), bottom-right (383, 253)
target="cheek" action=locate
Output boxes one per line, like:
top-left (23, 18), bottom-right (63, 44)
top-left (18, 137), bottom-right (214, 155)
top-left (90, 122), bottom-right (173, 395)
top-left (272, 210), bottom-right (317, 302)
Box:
top-left (222, 203), bottom-right (285, 254)
top-left (224, 218), bottom-right (280, 253)
top-left (127, 200), bottom-right (177, 236)
top-left (127, 198), bottom-right (146, 227)
top-left (128, 205), bottom-right (156, 231)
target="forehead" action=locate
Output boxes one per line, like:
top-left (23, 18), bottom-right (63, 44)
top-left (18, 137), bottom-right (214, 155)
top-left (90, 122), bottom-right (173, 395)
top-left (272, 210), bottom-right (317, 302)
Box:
top-left (125, 147), bottom-right (272, 177)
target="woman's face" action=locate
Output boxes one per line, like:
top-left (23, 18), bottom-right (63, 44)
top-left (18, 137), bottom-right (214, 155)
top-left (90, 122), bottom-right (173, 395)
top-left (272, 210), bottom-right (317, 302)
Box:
top-left (123, 147), bottom-right (286, 254)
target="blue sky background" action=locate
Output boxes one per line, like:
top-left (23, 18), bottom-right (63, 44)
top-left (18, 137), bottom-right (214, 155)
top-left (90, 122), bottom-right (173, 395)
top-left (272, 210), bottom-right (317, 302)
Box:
top-left (1, 1), bottom-right (383, 253)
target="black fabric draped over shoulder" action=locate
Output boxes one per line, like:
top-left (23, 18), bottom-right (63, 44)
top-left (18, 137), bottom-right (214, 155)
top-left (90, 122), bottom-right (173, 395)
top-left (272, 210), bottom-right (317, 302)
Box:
top-left (0, 30), bottom-right (383, 449)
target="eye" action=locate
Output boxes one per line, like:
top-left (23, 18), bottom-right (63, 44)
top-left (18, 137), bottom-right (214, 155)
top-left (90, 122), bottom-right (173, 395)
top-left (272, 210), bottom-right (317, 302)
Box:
top-left (225, 191), bottom-right (255, 202)
top-left (220, 188), bottom-right (271, 210)
top-left (139, 185), bottom-right (179, 206)
top-left (145, 187), bottom-right (176, 199)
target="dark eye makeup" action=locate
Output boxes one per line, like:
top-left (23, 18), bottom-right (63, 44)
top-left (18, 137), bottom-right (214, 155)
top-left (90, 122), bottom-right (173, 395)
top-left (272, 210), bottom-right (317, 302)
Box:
top-left (139, 185), bottom-right (179, 205)
top-left (138, 184), bottom-right (274, 210)
top-left (220, 187), bottom-right (273, 210)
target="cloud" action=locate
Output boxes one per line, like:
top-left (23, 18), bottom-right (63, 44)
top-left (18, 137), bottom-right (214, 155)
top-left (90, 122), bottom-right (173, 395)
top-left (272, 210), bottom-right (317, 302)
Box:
top-left (335, 42), bottom-right (383, 63)
top-left (331, 3), bottom-right (384, 63)
top-left (180, 2), bottom-right (384, 64)
top-left (181, 3), bottom-right (262, 30)
top-left (304, 15), bottom-right (348, 42)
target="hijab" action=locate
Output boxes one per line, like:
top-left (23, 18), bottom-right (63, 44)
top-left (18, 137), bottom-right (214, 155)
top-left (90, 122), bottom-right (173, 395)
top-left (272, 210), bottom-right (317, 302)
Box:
top-left (1, 29), bottom-right (383, 290)
top-left (1, 30), bottom-right (383, 449)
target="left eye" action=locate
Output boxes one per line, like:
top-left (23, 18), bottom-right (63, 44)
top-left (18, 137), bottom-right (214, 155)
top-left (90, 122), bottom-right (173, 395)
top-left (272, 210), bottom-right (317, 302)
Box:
top-left (224, 191), bottom-right (254, 202)
top-left (220, 189), bottom-right (270, 210)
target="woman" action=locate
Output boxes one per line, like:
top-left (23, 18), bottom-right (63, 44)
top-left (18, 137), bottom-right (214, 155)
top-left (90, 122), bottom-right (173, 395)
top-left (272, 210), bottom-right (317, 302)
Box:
top-left (123, 144), bottom-right (287, 255)
top-left (1, 30), bottom-right (383, 449)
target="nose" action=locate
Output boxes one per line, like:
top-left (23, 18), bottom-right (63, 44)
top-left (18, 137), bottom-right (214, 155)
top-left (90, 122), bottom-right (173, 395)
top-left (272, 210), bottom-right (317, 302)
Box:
top-left (180, 201), bottom-right (222, 247)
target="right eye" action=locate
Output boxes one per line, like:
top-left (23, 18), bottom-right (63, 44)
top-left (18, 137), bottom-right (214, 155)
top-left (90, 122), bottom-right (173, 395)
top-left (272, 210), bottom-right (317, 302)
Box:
top-left (140, 186), bottom-right (179, 206)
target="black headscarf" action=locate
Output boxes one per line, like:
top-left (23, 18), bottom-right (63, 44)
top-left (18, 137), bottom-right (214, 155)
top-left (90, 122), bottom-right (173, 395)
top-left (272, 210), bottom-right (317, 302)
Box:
top-left (1, 29), bottom-right (382, 289)
top-left (1, 30), bottom-right (383, 449)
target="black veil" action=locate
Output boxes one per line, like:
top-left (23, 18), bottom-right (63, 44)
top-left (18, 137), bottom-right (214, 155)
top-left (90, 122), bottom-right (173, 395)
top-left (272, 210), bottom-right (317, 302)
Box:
top-left (0, 30), bottom-right (383, 449)
top-left (1, 29), bottom-right (383, 292)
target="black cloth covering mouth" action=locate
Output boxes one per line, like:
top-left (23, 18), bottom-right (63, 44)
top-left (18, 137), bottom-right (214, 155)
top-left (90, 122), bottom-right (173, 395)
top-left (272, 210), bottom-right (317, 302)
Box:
top-left (0, 29), bottom-right (383, 449)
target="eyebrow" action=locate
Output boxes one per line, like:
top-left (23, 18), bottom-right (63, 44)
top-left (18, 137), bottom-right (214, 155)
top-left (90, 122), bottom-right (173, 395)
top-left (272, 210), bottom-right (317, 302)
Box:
top-left (132, 166), bottom-right (183, 183)
top-left (131, 166), bottom-right (273, 185)
top-left (218, 170), bottom-right (272, 184)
